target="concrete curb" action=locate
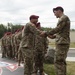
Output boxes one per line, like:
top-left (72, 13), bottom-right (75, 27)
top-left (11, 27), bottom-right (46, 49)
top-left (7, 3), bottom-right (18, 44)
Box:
top-left (66, 57), bottom-right (75, 62)
top-left (70, 48), bottom-right (75, 49)
top-left (53, 47), bottom-right (75, 49)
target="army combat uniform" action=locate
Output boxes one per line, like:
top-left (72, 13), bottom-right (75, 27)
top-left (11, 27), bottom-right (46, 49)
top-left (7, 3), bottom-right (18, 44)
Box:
top-left (33, 30), bottom-right (48, 75)
top-left (20, 22), bottom-right (40, 75)
top-left (14, 30), bottom-right (22, 60)
top-left (11, 34), bottom-right (15, 58)
top-left (46, 14), bottom-right (70, 75)
top-left (17, 30), bottom-right (24, 66)
top-left (1, 35), bottom-right (7, 58)
top-left (6, 33), bottom-right (12, 58)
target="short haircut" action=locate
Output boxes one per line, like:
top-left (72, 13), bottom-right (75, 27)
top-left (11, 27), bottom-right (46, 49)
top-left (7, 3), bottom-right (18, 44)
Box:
top-left (53, 6), bottom-right (64, 12)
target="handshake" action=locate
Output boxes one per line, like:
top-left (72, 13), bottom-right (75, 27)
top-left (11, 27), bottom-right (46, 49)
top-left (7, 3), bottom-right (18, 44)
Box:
top-left (40, 31), bottom-right (56, 39)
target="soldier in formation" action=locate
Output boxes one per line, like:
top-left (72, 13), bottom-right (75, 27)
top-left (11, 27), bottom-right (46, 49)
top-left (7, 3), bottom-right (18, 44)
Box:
top-left (33, 22), bottom-right (48, 75)
top-left (1, 26), bottom-right (24, 60)
top-left (1, 33), bottom-right (7, 58)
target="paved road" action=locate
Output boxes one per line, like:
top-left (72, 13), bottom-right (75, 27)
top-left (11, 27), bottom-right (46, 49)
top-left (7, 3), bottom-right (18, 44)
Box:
top-left (0, 55), bottom-right (24, 75)
top-left (67, 48), bottom-right (75, 57)
top-left (66, 48), bottom-right (75, 61)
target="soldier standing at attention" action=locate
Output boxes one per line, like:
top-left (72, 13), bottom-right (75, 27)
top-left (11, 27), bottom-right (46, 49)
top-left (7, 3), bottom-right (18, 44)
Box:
top-left (1, 33), bottom-right (7, 58)
top-left (41, 6), bottom-right (70, 75)
top-left (20, 15), bottom-right (40, 75)
top-left (6, 32), bottom-right (12, 58)
top-left (11, 33), bottom-right (15, 59)
top-left (33, 22), bottom-right (48, 75)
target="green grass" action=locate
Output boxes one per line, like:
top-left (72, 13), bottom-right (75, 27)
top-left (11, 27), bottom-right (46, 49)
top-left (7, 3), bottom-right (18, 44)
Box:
top-left (44, 62), bottom-right (75, 75)
top-left (67, 62), bottom-right (75, 75)
top-left (44, 63), bottom-right (55, 75)
top-left (70, 42), bottom-right (75, 48)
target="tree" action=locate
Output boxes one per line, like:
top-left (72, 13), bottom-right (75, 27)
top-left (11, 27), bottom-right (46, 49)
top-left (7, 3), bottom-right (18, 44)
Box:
top-left (0, 24), bottom-right (7, 38)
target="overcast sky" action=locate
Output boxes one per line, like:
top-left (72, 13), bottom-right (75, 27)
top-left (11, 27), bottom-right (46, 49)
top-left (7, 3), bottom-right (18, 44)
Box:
top-left (0, 0), bottom-right (75, 29)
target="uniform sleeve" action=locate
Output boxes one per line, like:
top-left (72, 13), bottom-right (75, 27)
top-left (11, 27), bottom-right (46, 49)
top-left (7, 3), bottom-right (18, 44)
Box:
top-left (46, 17), bottom-right (67, 35)
top-left (22, 24), bottom-right (29, 38)
top-left (28, 23), bottom-right (41, 34)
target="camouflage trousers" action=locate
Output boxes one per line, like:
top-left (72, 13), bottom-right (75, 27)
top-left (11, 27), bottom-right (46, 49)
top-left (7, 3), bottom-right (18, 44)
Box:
top-left (12, 45), bottom-right (15, 58)
top-left (18, 46), bottom-right (24, 66)
top-left (1, 46), bottom-right (7, 58)
top-left (21, 47), bottom-right (34, 75)
top-left (15, 46), bottom-right (19, 59)
top-left (33, 51), bottom-right (44, 74)
top-left (6, 45), bottom-right (12, 58)
top-left (54, 44), bottom-right (69, 75)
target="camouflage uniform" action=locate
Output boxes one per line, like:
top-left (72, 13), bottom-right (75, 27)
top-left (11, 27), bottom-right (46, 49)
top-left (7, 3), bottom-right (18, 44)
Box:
top-left (1, 35), bottom-right (7, 58)
top-left (11, 34), bottom-right (15, 58)
top-left (13, 32), bottom-right (19, 59)
top-left (20, 22), bottom-right (40, 75)
top-left (33, 31), bottom-right (48, 74)
top-left (6, 34), bottom-right (12, 58)
top-left (46, 14), bottom-right (70, 75)
top-left (15, 31), bottom-right (22, 60)
top-left (17, 31), bottom-right (24, 66)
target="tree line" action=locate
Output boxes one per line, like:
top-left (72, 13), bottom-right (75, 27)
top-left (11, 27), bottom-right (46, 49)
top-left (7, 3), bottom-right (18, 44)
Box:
top-left (0, 23), bottom-right (52, 39)
top-left (0, 23), bottom-right (23, 38)
top-left (0, 23), bottom-right (75, 39)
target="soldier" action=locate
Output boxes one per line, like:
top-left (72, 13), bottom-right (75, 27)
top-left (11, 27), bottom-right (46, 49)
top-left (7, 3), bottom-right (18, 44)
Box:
top-left (11, 33), bottom-right (15, 59)
top-left (20, 15), bottom-right (41, 75)
top-left (17, 26), bottom-right (24, 66)
top-left (33, 22), bottom-right (48, 75)
top-left (41, 6), bottom-right (70, 75)
top-left (1, 33), bottom-right (7, 58)
top-left (13, 29), bottom-right (20, 60)
top-left (15, 29), bottom-right (21, 60)
top-left (6, 32), bottom-right (12, 58)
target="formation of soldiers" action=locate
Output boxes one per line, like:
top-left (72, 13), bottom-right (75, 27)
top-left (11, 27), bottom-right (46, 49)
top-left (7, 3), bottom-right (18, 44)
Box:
top-left (0, 21), bottom-right (49, 75)
top-left (1, 26), bottom-right (24, 62)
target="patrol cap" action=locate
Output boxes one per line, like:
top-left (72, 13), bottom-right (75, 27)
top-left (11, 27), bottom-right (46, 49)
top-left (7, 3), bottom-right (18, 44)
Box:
top-left (29, 15), bottom-right (39, 20)
top-left (53, 6), bottom-right (64, 12)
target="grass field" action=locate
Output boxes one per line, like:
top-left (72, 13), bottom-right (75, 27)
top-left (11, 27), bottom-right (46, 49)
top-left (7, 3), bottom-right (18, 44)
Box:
top-left (70, 31), bottom-right (75, 42)
top-left (44, 62), bottom-right (75, 75)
